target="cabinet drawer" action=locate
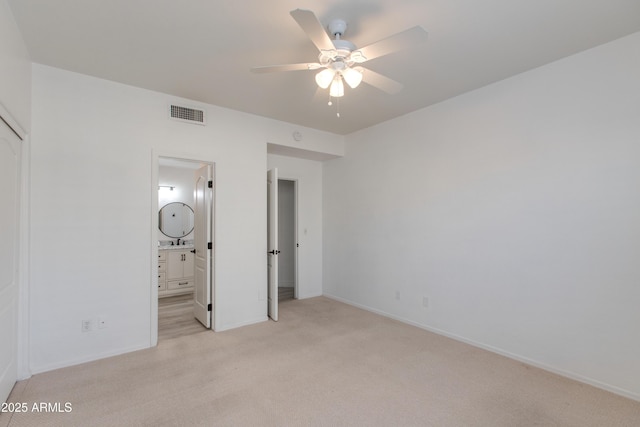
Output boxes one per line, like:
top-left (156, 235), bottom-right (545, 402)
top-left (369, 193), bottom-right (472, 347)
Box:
top-left (158, 251), bottom-right (166, 261)
top-left (158, 261), bottom-right (166, 273)
top-left (167, 280), bottom-right (194, 290)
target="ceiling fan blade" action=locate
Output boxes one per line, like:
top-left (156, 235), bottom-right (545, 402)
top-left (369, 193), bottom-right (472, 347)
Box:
top-left (251, 63), bottom-right (322, 73)
top-left (361, 68), bottom-right (404, 94)
top-left (357, 26), bottom-right (428, 62)
top-left (290, 9), bottom-right (335, 52)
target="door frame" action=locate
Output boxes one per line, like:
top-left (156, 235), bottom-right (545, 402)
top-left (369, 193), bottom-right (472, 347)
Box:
top-left (151, 151), bottom-right (215, 346)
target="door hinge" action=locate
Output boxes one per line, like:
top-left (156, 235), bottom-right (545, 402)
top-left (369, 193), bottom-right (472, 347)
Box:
top-left (208, 242), bottom-right (212, 250)
top-left (207, 303), bottom-right (212, 311)
top-left (208, 180), bottom-right (213, 188)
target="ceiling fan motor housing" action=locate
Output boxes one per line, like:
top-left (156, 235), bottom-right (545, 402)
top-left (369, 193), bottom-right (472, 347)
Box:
top-left (319, 38), bottom-right (358, 67)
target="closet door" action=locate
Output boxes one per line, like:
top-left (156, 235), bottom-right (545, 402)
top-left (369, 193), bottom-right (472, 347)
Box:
top-left (0, 118), bottom-right (21, 402)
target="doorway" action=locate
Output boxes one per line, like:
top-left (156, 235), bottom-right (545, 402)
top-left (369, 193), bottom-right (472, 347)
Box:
top-left (154, 156), bottom-right (214, 342)
top-left (267, 168), bottom-right (298, 322)
top-left (278, 179), bottom-right (297, 302)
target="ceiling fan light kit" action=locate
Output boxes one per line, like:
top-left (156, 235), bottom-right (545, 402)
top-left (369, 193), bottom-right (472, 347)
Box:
top-left (342, 67), bottom-right (363, 88)
top-left (251, 9), bottom-right (428, 116)
top-left (329, 76), bottom-right (344, 97)
top-left (315, 68), bottom-right (334, 88)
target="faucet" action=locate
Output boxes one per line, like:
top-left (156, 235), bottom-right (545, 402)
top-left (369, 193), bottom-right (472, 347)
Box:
top-left (177, 238), bottom-right (181, 245)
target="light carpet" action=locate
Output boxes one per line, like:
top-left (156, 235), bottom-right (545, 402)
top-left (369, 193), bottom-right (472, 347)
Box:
top-left (2, 297), bottom-right (639, 426)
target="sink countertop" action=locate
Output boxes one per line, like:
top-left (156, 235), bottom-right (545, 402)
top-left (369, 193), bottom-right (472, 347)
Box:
top-left (159, 244), bottom-right (194, 250)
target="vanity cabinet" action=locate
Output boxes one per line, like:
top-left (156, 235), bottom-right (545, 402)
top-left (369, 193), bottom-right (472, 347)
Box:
top-left (158, 251), bottom-right (167, 292)
top-left (158, 248), bottom-right (195, 297)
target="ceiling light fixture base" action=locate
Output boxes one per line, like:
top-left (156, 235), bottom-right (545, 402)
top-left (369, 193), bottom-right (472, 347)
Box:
top-left (328, 19), bottom-right (347, 37)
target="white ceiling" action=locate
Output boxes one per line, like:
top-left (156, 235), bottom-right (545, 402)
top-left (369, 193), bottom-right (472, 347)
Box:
top-left (9, 0), bottom-right (640, 135)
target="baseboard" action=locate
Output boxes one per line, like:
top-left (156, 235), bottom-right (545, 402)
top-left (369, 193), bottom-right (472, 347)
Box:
top-left (30, 316), bottom-right (269, 373)
top-left (215, 315), bottom-right (268, 332)
top-left (30, 343), bottom-right (150, 375)
top-left (323, 293), bottom-right (640, 402)
top-left (296, 292), bottom-right (323, 300)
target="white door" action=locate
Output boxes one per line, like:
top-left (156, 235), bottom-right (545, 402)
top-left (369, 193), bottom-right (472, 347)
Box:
top-left (193, 164), bottom-right (212, 328)
top-left (0, 119), bottom-right (21, 402)
top-left (267, 168), bottom-right (279, 321)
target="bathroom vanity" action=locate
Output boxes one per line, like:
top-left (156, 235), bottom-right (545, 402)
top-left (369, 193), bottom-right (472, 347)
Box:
top-left (158, 246), bottom-right (195, 297)
top-left (157, 199), bottom-right (196, 297)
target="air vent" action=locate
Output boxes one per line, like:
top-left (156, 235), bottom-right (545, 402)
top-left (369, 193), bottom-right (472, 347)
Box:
top-left (169, 104), bottom-right (206, 125)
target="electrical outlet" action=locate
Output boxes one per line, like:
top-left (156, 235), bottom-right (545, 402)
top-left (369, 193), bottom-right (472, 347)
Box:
top-left (97, 316), bottom-right (107, 329)
top-left (422, 296), bottom-right (430, 308)
top-left (81, 319), bottom-right (93, 332)
top-left (395, 291), bottom-right (400, 300)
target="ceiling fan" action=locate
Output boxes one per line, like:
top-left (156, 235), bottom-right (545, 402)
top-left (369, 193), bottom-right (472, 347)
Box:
top-left (251, 9), bottom-right (428, 102)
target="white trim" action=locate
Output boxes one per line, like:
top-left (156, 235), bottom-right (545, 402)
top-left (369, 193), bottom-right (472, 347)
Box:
top-left (293, 180), bottom-right (299, 300)
top-left (323, 293), bottom-right (640, 402)
top-left (150, 153), bottom-right (159, 347)
top-left (17, 134), bottom-right (31, 380)
top-left (0, 102), bottom-right (26, 140)
top-left (30, 343), bottom-right (150, 375)
top-left (214, 316), bottom-right (268, 332)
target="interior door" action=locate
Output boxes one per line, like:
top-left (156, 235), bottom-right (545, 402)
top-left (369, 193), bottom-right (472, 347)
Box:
top-left (267, 168), bottom-right (279, 321)
top-left (0, 118), bottom-right (21, 402)
top-left (193, 164), bottom-right (212, 328)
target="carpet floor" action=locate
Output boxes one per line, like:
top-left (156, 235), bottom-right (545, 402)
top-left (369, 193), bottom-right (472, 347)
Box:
top-left (2, 297), bottom-right (639, 426)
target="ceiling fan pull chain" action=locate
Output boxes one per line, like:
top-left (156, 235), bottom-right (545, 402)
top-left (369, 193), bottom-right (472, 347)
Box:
top-left (337, 97), bottom-right (341, 118)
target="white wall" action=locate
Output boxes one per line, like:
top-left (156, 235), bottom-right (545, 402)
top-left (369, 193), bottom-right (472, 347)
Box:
top-left (323, 32), bottom-right (640, 400)
top-left (0, 0), bottom-right (30, 131)
top-left (268, 154), bottom-right (323, 299)
top-left (29, 64), bottom-right (342, 373)
top-left (277, 180), bottom-right (295, 288)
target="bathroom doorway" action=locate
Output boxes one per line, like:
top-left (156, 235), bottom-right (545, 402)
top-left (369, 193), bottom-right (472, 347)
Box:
top-left (154, 156), bottom-right (214, 342)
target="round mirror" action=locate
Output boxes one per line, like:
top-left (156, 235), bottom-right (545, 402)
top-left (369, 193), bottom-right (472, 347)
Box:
top-left (159, 202), bottom-right (194, 238)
